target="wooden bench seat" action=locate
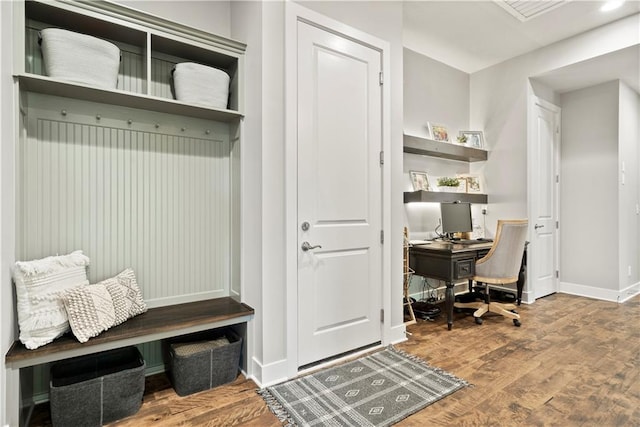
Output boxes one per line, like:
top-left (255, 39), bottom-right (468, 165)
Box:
top-left (5, 297), bottom-right (254, 369)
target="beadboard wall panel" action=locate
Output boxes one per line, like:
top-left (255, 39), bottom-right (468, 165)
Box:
top-left (19, 93), bottom-right (232, 307)
top-left (151, 56), bottom-right (175, 100)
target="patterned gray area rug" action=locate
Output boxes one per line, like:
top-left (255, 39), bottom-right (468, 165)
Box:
top-left (259, 346), bottom-right (469, 426)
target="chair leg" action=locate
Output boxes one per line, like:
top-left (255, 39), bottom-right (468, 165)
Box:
top-left (488, 302), bottom-right (521, 326)
top-left (453, 301), bottom-right (486, 310)
top-left (487, 302), bottom-right (518, 319)
top-left (473, 305), bottom-right (489, 318)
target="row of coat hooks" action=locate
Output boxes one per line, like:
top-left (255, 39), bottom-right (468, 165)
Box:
top-left (58, 109), bottom-right (214, 135)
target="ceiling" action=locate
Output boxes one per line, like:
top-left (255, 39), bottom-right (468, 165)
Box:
top-left (403, 0), bottom-right (640, 77)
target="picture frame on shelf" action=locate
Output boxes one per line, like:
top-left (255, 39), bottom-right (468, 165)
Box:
top-left (409, 170), bottom-right (431, 191)
top-left (427, 122), bottom-right (449, 143)
top-left (458, 131), bottom-right (484, 149)
top-left (458, 174), bottom-right (484, 193)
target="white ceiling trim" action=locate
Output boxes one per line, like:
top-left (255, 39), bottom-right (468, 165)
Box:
top-left (494, 0), bottom-right (570, 22)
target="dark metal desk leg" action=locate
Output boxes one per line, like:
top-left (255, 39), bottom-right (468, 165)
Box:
top-left (446, 282), bottom-right (454, 330)
top-left (517, 244), bottom-right (528, 306)
top-left (517, 254), bottom-right (526, 305)
top-left (517, 269), bottom-right (524, 306)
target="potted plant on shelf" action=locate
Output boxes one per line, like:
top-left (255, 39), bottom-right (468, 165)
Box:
top-left (436, 177), bottom-right (460, 192)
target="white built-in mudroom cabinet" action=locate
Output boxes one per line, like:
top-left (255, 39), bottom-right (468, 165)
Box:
top-left (5, 1), bottom-right (252, 425)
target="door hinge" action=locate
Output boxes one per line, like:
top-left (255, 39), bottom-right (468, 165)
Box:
top-left (379, 71), bottom-right (384, 86)
top-left (556, 221), bottom-right (559, 229)
top-left (379, 151), bottom-right (384, 165)
top-left (556, 175), bottom-right (559, 183)
top-left (380, 308), bottom-right (384, 322)
top-left (380, 230), bottom-right (384, 244)
top-left (556, 270), bottom-right (559, 279)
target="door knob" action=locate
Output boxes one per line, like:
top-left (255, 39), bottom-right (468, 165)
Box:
top-left (301, 241), bottom-right (322, 251)
top-left (534, 224), bottom-right (544, 230)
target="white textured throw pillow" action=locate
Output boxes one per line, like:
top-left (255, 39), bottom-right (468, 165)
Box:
top-left (62, 268), bottom-right (147, 344)
top-left (12, 250), bottom-right (90, 349)
top-left (61, 284), bottom-right (116, 343)
top-left (100, 268), bottom-right (147, 326)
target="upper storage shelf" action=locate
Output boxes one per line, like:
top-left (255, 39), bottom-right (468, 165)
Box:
top-left (16, 0), bottom-right (245, 122)
top-left (403, 134), bottom-right (487, 162)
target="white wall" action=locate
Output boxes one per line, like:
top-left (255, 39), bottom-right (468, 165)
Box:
top-left (403, 48), bottom-right (469, 138)
top-left (558, 80), bottom-right (640, 300)
top-left (618, 82), bottom-right (640, 293)
top-left (232, 0), bottom-right (290, 384)
top-left (471, 14), bottom-right (640, 235)
top-left (403, 48), bottom-right (472, 241)
top-left (560, 81), bottom-right (619, 290)
top-left (229, 0), bottom-right (265, 382)
top-left (116, 1), bottom-right (231, 37)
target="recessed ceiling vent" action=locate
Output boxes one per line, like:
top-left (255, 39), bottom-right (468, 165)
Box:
top-left (494, 0), bottom-right (570, 22)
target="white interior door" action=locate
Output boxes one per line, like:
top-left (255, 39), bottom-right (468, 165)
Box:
top-left (297, 20), bottom-right (383, 367)
top-left (531, 97), bottom-right (560, 299)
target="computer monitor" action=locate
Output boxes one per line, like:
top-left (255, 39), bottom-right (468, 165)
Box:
top-left (440, 202), bottom-right (472, 239)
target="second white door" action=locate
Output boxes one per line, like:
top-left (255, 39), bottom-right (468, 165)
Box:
top-left (297, 20), bottom-right (383, 367)
top-left (531, 97), bottom-right (560, 299)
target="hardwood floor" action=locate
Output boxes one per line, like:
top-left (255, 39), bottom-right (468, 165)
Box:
top-left (30, 293), bottom-right (639, 426)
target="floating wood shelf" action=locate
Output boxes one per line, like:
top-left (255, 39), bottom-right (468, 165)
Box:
top-left (404, 190), bottom-right (488, 204)
top-left (403, 134), bottom-right (487, 162)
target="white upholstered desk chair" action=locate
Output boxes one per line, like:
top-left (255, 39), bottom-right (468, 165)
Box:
top-left (455, 219), bottom-right (528, 327)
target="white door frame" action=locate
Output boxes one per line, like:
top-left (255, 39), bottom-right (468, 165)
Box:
top-left (284, 2), bottom-right (392, 379)
top-left (527, 92), bottom-right (561, 302)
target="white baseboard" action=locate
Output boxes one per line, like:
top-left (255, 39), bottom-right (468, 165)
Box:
top-left (249, 357), bottom-right (290, 388)
top-left (559, 281), bottom-right (640, 303)
top-left (387, 323), bottom-right (408, 346)
top-left (249, 334), bottom-right (403, 388)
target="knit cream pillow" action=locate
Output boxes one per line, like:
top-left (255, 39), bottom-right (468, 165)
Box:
top-left (62, 284), bottom-right (116, 343)
top-left (62, 268), bottom-right (147, 343)
top-left (100, 268), bottom-right (147, 326)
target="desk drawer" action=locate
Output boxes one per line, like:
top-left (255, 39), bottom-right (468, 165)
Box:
top-left (454, 258), bottom-right (475, 279)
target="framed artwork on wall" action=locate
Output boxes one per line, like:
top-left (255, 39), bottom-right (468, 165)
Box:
top-left (458, 174), bottom-right (484, 193)
top-left (409, 170), bottom-right (431, 191)
top-left (427, 122), bottom-right (449, 143)
top-left (458, 131), bottom-right (484, 149)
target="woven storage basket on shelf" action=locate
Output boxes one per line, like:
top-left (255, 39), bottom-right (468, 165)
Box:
top-left (172, 62), bottom-right (230, 109)
top-left (49, 346), bottom-right (145, 426)
top-left (166, 328), bottom-right (242, 396)
top-left (39, 28), bottom-right (120, 89)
